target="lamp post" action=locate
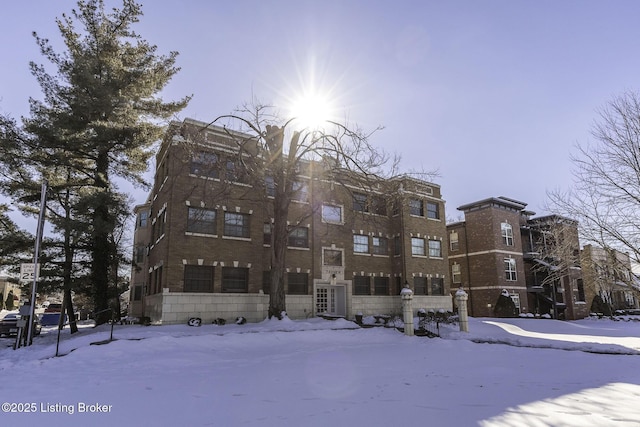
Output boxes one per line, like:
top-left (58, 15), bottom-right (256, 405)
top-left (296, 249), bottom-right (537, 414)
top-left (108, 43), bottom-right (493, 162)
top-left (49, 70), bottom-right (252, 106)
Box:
top-left (26, 180), bottom-right (47, 346)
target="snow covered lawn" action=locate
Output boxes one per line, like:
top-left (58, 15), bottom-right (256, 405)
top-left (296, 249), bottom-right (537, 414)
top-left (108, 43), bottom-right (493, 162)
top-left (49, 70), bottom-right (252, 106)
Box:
top-left (1, 313), bottom-right (639, 426)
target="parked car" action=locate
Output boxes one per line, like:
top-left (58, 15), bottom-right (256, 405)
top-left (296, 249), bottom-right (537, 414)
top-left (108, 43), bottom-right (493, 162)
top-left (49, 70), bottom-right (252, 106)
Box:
top-left (44, 303), bottom-right (63, 313)
top-left (0, 313), bottom-right (42, 337)
top-left (39, 312), bottom-right (68, 327)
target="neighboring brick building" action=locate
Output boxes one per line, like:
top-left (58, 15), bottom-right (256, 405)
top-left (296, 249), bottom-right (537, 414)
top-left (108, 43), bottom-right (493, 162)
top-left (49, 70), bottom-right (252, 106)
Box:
top-left (129, 118), bottom-right (452, 324)
top-left (523, 215), bottom-right (589, 320)
top-left (447, 197), bottom-right (529, 317)
top-left (447, 197), bottom-right (588, 319)
top-left (581, 244), bottom-right (639, 313)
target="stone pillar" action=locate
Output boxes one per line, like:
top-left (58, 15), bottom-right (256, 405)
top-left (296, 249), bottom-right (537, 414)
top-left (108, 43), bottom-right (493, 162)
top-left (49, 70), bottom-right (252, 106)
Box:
top-left (456, 287), bottom-right (469, 333)
top-left (401, 286), bottom-right (414, 336)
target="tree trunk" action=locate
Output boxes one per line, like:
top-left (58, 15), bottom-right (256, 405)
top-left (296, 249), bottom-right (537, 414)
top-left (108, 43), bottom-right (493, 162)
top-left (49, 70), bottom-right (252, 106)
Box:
top-left (62, 183), bottom-right (78, 333)
top-left (92, 152), bottom-right (112, 325)
top-left (266, 125), bottom-right (289, 319)
top-left (269, 195), bottom-right (289, 319)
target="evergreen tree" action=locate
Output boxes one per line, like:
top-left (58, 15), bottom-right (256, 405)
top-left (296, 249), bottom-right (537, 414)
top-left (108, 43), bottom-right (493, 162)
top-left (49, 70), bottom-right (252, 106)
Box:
top-left (0, 204), bottom-right (33, 267)
top-left (5, 0), bottom-right (189, 324)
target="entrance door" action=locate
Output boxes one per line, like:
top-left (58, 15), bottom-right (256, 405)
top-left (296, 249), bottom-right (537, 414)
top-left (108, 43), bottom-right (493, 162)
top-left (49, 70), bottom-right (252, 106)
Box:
top-left (315, 285), bottom-right (346, 316)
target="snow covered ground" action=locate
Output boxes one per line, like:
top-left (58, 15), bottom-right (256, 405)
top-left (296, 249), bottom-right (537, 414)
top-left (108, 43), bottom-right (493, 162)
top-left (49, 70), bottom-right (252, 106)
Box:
top-left (1, 311), bottom-right (639, 426)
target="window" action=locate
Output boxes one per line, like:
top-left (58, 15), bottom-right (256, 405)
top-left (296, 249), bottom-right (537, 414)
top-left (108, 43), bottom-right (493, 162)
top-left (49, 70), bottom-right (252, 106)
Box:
top-left (395, 277), bottom-right (403, 295)
top-left (374, 277), bottom-right (389, 295)
top-left (323, 249), bottom-right (343, 266)
top-left (222, 267), bottom-right (248, 292)
top-left (133, 284), bottom-right (143, 301)
top-left (452, 263), bottom-right (461, 284)
top-left (322, 204), bottom-right (342, 223)
top-left (353, 193), bottom-right (367, 212)
top-left (225, 160), bottom-right (236, 181)
top-left (372, 236), bottom-right (388, 255)
top-left (510, 293), bottom-right (521, 314)
top-left (501, 222), bottom-right (514, 246)
top-left (411, 237), bottom-right (425, 256)
top-left (414, 277), bottom-right (427, 295)
top-left (394, 236), bottom-right (401, 256)
top-left (370, 195), bottom-right (387, 216)
top-left (431, 277), bottom-right (444, 295)
top-left (224, 212), bottom-right (250, 238)
top-left (504, 258), bottom-right (517, 281)
top-left (157, 211), bottom-right (166, 238)
top-left (353, 276), bottom-right (370, 295)
top-left (450, 231), bottom-right (459, 251)
top-left (137, 210), bottom-right (149, 228)
top-left (184, 265), bottom-right (214, 293)
top-left (576, 278), bottom-right (585, 302)
top-left (353, 234), bottom-right (369, 253)
top-left (429, 240), bottom-right (442, 258)
top-left (292, 181), bottom-right (309, 202)
top-left (187, 207), bottom-right (216, 235)
top-left (263, 223), bottom-right (272, 245)
top-left (134, 246), bottom-right (145, 264)
top-left (190, 151), bottom-right (218, 178)
top-left (287, 272), bottom-right (308, 295)
top-left (426, 202), bottom-right (439, 220)
top-left (265, 176), bottom-right (275, 197)
top-left (409, 199), bottom-right (423, 216)
top-left (288, 227), bottom-right (309, 248)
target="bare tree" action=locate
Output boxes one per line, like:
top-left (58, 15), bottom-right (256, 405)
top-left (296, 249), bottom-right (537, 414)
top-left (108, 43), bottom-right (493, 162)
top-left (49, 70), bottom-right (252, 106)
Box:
top-left (549, 90), bottom-right (640, 265)
top-left (527, 215), bottom-right (582, 318)
top-left (178, 102), bottom-right (429, 319)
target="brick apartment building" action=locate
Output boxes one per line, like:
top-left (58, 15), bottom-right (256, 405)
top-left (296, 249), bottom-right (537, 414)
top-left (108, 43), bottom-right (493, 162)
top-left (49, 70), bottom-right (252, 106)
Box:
top-left (523, 215), bottom-right (590, 320)
top-left (581, 244), bottom-right (639, 312)
top-left (129, 118), bottom-right (452, 324)
top-left (447, 197), bottom-right (589, 320)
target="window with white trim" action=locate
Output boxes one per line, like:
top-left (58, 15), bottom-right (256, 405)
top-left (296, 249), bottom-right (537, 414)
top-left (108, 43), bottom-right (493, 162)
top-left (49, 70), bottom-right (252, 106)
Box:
top-left (409, 198), bottom-right (423, 216)
top-left (504, 258), bottom-right (517, 281)
top-left (323, 249), bottom-right (343, 266)
top-left (374, 277), bottom-right (389, 295)
top-left (431, 277), bottom-right (444, 295)
top-left (190, 151), bottom-right (218, 178)
top-left (292, 181), bottom-right (309, 202)
top-left (353, 276), bottom-right (371, 295)
top-left (501, 222), bottom-right (514, 246)
top-left (187, 207), bottom-right (216, 235)
top-left (414, 277), bottom-right (427, 295)
top-left (287, 272), bottom-right (308, 295)
top-left (222, 267), bottom-right (248, 292)
top-left (288, 227), bottom-right (309, 248)
top-left (428, 240), bottom-right (442, 258)
top-left (184, 265), bottom-right (214, 293)
top-left (224, 212), bottom-right (250, 238)
top-left (372, 236), bottom-right (388, 255)
top-left (353, 234), bottom-right (369, 253)
top-left (411, 237), bottom-right (425, 256)
top-left (426, 202), bottom-right (439, 219)
top-left (450, 231), bottom-right (459, 251)
top-left (322, 204), bottom-right (342, 223)
top-left (452, 263), bottom-right (461, 284)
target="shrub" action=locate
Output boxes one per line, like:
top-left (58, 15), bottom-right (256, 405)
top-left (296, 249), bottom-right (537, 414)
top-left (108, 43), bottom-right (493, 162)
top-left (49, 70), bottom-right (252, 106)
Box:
top-left (494, 294), bottom-right (517, 318)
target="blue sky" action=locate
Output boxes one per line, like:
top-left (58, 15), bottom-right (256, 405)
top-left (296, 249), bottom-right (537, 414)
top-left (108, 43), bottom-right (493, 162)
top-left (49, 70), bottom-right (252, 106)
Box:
top-left (2, 0), bottom-right (640, 222)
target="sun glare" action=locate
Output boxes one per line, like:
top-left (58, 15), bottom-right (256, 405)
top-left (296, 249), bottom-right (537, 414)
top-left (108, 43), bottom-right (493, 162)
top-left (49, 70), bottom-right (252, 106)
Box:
top-left (289, 90), bottom-right (333, 130)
